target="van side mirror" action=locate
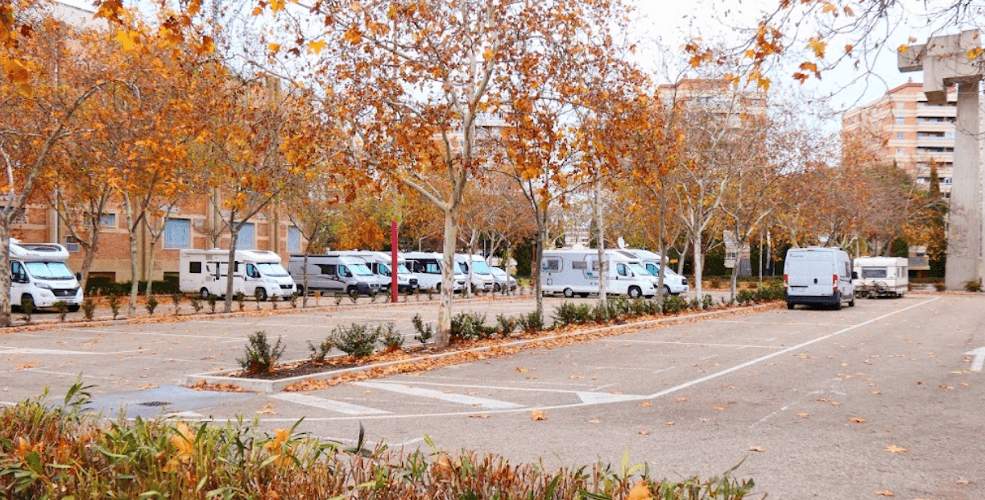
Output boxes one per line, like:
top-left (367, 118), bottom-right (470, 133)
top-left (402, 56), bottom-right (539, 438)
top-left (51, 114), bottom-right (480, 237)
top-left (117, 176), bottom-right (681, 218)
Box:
top-left (76, 272), bottom-right (82, 281)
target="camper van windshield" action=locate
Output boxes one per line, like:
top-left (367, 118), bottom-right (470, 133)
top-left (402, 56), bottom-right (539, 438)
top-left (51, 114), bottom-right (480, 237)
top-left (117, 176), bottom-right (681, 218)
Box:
top-left (378, 264), bottom-right (392, 276)
top-left (457, 263), bottom-right (469, 273)
top-left (629, 263), bottom-right (649, 276)
top-left (351, 264), bottom-right (374, 276)
top-left (397, 263), bottom-right (411, 274)
top-left (472, 261), bottom-right (492, 274)
top-left (257, 263), bottom-right (289, 277)
top-left (24, 262), bottom-right (74, 280)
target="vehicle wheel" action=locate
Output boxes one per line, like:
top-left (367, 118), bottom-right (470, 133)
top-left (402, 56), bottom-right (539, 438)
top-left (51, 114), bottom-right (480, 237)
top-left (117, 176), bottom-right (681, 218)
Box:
top-left (664, 285), bottom-right (672, 296)
top-left (200, 288), bottom-right (210, 299)
top-left (563, 288), bottom-right (574, 298)
top-left (834, 293), bottom-right (842, 310)
top-left (493, 283), bottom-right (501, 292)
top-left (849, 295), bottom-right (856, 307)
top-left (787, 302), bottom-right (795, 310)
top-left (296, 285), bottom-right (304, 296)
top-left (21, 294), bottom-right (34, 311)
top-left (628, 286), bottom-right (642, 299)
top-left (255, 288), bottom-right (267, 302)
top-left (68, 304), bottom-right (80, 313)
top-left (579, 293), bottom-right (589, 298)
top-left (435, 283), bottom-right (441, 293)
top-left (346, 286), bottom-right (356, 296)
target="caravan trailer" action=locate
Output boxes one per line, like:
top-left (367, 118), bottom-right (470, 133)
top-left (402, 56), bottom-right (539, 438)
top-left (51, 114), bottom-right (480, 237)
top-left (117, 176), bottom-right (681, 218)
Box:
top-left (179, 249), bottom-right (296, 300)
top-left (541, 249), bottom-right (657, 298)
top-left (9, 239), bottom-right (84, 311)
top-left (853, 256), bottom-right (907, 298)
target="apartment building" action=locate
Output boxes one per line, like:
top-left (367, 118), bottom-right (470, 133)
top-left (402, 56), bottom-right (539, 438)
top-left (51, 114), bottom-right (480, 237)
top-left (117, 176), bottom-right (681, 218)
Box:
top-left (842, 80), bottom-right (959, 194)
top-left (657, 78), bottom-right (769, 125)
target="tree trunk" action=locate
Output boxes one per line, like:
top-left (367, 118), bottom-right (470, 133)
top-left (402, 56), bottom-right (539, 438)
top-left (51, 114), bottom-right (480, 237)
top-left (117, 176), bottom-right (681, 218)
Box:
top-left (534, 210), bottom-right (547, 319)
top-left (0, 221), bottom-right (12, 327)
top-left (594, 179), bottom-right (607, 302)
top-left (435, 206), bottom-right (458, 346)
top-left (145, 239), bottom-right (157, 299)
top-left (693, 229), bottom-right (704, 299)
top-left (224, 230), bottom-right (239, 313)
top-left (302, 251), bottom-right (310, 307)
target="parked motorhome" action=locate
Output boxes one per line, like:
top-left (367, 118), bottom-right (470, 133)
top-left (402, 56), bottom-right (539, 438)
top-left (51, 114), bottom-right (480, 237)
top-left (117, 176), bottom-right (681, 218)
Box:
top-left (179, 249), bottom-right (296, 300)
top-left (455, 254), bottom-right (495, 292)
top-left (8, 239), bottom-right (84, 311)
top-left (288, 253), bottom-right (381, 296)
top-left (490, 266), bottom-right (517, 292)
top-left (401, 252), bottom-right (466, 292)
top-left (346, 251), bottom-right (419, 293)
top-left (616, 248), bottom-right (689, 295)
top-left (541, 249), bottom-right (657, 298)
top-left (783, 247), bottom-right (856, 309)
top-left (853, 256), bottom-right (908, 298)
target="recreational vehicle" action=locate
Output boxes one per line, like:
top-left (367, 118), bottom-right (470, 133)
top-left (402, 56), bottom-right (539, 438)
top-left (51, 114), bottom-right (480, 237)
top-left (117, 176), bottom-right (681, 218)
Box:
top-left (783, 247), bottom-right (856, 309)
top-left (853, 256), bottom-right (907, 298)
top-left (454, 253), bottom-right (496, 292)
top-left (401, 251), bottom-right (466, 292)
top-left (8, 239), bottom-right (83, 311)
top-left (541, 249), bottom-right (657, 298)
top-left (346, 251), bottom-right (419, 293)
top-left (179, 249), bottom-right (296, 300)
top-left (288, 253), bottom-right (381, 296)
top-left (616, 248), bottom-right (689, 295)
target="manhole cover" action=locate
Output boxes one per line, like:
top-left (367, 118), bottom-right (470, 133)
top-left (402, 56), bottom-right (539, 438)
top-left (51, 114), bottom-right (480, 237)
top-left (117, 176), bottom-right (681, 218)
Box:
top-left (139, 401), bottom-right (171, 407)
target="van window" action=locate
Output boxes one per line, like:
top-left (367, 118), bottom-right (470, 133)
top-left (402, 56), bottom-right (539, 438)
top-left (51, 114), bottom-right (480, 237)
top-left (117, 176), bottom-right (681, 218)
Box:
top-left (862, 268), bottom-right (887, 279)
top-left (617, 263), bottom-right (629, 277)
top-left (246, 264), bottom-right (260, 278)
top-left (339, 265), bottom-right (351, 277)
top-left (570, 261), bottom-right (585, 270)
top-left (543, 259), bottom-right (560, 272)
top-left (189, 261), bottom-right (202, 274)
top-left (646, 263), bottom-right (657, 275)
top-left (317, 264), bottom-right (337, 276)
top-left (425, 261), bottom-right (440, 274)
top-left (11, 262), bottom-right (26, 282)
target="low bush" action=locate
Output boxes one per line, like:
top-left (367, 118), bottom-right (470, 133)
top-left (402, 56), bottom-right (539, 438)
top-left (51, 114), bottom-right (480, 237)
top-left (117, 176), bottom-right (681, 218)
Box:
top-left (106, 294), bottom-right (121, 319)
top-left (53, 301), bottom-right (69, 322)
top-left (382, 323), bottom-right (404, 350)
top-left (662, 294), bottom-right (687, 314)
top-left (552, 302), bottom-right (593, 328)
top-left (144, 296), bottom-right (159, 315)
top-left (516, 310), bottom-right (543, 334)
top-left (308, 338), bottom-right (334, 362)
top-left (81, 298), bottom-right (97, 320)
top-left (963, 280), bottom-right (982, 292)
top-left (412, 314), bottom-right (434, 344)
top-left (496, 313), bottom-right (516, 337)
top-left (85, 276), bottom-right (181, 297)
top-left (0, 381), bottom-right (757, 500)
top-left (450, 312), bottom-right (495, 341)
top-left (237, 330), bottom-right (286, 374)
top-left (331, 323), bottom-right (382, 357)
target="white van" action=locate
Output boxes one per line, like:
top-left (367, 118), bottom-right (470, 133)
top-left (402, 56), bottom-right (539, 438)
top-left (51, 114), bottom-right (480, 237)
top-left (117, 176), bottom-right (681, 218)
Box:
top-left (288, 253), bottom-right (381, 296)
top-left (179, 249), bottom-right (296, 301)
top-left (346, 251), bottom-right (419, 293)
top-left (784, 247), bottom-right (856, 310)
top-left (541, 249), bottom-right (657, 298)
top-left (853, 256), bottom-right (907, 298)
top-left (454, 253), bottom-right (495, 292)
top-left (9, 239), bottom-right (84, 311)
top-left (401, 251), bottom-right (466, 292)
top-left (616, 249), bottom-right (689, 295)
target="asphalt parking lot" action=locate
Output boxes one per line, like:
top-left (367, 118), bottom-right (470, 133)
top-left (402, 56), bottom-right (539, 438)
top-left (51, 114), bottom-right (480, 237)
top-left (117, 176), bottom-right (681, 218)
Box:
top-left (2, 292), bottom-right (983, 499)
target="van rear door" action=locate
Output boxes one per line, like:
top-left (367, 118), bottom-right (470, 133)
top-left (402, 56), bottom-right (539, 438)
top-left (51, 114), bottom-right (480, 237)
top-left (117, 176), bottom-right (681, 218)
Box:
top-left (786, 252), bottom-right (834, 297)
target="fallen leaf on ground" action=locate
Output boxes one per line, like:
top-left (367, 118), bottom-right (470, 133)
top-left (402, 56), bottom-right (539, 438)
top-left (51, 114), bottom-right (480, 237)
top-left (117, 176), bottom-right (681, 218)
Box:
top-left (875, 490), bottom-right (894, 497)
top-left (139, 383), bottom-right (158, 390)
top-left (699, 418), bottom-right (710, 422)
top-left (638, 429), bottom-right (650, 435)
top-left (530, 410), bottom-right (548, 421)
top-left (871, 391), bottom-right (882, 395)
top-left (850, 417), bottom-right (866, 423)
top-left (939, 384), bottom-right (954, 391)
top-left (13, 362), bottom-right (37, 370)
top-left (256, 403), bottom-right (278, 415)
top-left (628, 480), bottom-right (651, 500)
top-left (638, 401), bottom-right (652, 407)
top-left (961, 382), bottom-right (969, 387)
top-left (884, 445), bottom-right (909, 453)
top-left (749, 446), bottom-right (765, 452)
top-left (515, 367), bottom-right (528, 373)
top-left (469, 414), bottom-right (489, 419)
top-left (588, 418), bottom-right (601, 424)
top-left (797, 412), bottom-right (809, 419)
top-left (676, 397), bottom-right (688, 402)
top-left (665, 421), bottom-right (675, 426)
top-left (714, 406), bottom-right (725, 411)
top-left (956, 478), bottom-right (970, 485)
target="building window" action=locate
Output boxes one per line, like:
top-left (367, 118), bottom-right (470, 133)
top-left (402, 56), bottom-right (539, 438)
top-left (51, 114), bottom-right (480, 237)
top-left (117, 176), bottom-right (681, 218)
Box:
top-left (164, 218), bottom-right (191, 249)
top-left (65, 236), bottom-right (80, 253)
top-left (897, 132), bottom-right (905, 140)
top-left (288, 226), bottom-right (301, 253)
top-left (100, 213), bottom-right (116, 228)
top-left (895, 116), bottom-right (905, 124)
top-left (896, 148), bottom-right (905, 156)
top-left (236, 223), bottom-right (255, 250)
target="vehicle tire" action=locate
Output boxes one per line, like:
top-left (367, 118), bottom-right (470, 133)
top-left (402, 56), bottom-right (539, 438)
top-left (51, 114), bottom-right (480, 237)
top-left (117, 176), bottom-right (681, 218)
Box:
top-left (346, 286), bottom-right (356, 296)
top-left (664, 285), bottom-right (672, 296)
top-left (849, 295), bottom-right (856, 307)
top-left (200, 288), bottom-right (210, 300)
top-left (563, 288), bottom-right (574, 298)
top-left (493, 283), bottom-right (501, 292)
top-left (255, 288), bottom-right (267, 302)
top-left (296, 285), bottom-right (304, 296)
top-left (68, 304), bottom-right (80, 313)
top-left (834, 293), bottom-right (842, 310)
top-left (579, 293), bottom-right (590, 298)
top-left (435, 283), bottom-right (441, 293)
top-left (628, 286), bottom-right (642, 299)
top-left (787, 302), bottom-right (795, 310)
top-left (21, 294), bottom-right (34, 311)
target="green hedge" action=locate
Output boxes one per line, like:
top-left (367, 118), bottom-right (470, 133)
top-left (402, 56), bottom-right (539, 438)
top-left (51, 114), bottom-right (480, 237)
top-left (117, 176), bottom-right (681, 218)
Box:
top-left (85, 275), bottom-right (181, 296)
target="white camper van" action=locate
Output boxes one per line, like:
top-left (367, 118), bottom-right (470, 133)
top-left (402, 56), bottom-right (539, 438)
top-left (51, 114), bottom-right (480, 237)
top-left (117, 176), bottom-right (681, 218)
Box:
top-left (454, 254), bottom-right (496, 292)
top-left (179, 249), bottom-right (296, 300)
top-left (9, 240), bottom-right (83, 311)
top-left (401, 251), bottom-right (466, 292)
top-left (288, 253), bottom-right (381, 296)
top-left (784, 247), bottom-right (856, 310)
top-left (347, 251), bottom-right (419, 293)
top-left (853, 256), bottom-right (908, 298)
top-left (541, 249), bottom-right (657, 298)
top-left (616, 249), bottom-right (689, 295)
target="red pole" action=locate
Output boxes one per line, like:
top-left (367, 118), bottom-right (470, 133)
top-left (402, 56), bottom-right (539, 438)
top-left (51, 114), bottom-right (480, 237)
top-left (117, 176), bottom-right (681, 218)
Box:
top-left (391, 221), bottom-right (399, 303)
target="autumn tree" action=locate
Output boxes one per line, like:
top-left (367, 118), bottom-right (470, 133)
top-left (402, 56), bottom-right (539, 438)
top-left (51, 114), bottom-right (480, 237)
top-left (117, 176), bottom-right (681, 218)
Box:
top-left (0, 3), bottom-right (109, 326)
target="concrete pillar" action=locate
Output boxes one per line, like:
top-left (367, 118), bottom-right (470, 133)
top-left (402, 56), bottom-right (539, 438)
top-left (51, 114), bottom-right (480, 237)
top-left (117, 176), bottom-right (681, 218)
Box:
top-left (947, 81), bottom-right (982, 289)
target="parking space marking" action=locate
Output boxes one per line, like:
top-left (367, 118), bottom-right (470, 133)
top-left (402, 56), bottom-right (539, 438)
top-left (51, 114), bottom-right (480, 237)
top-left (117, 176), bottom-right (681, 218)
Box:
top-left (21, 369), bottom-right (118, 380)
top-left (52, 328), bottom-right (246, 340)
top-left (0, 347), bottom-right (146, 355)
top-left (354, 381), bottom-right (525, 409)
top-left (376, 379), bottom-right (609, 396)
top-left (271, 393), bottom-right (390, 415)
top-left (601, 339), bottom-right (781, 349)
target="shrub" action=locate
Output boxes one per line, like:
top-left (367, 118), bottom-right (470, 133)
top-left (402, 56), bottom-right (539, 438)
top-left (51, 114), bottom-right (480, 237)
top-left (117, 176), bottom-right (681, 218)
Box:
top-left (53, 301), bottom-right (69, 322)
top-left (334, 293), bottom-right (344, 306)
top-left (237, 330), bottom-right (286, 374)
top-left (496, 313), bottom-right (516, 337)
top-left (171, 293), bottom-right (182, 315)
top-left (289, 292), bottom-right (299, 308)
top-left (189, 295), bottom-right (203, 313)
top-left (347, 292), bottom-right (359, 305)
top-left (412, 314), bottom-right (434, 344)
top-left (207, 294), bottom-right (218, 313)
top-left (81, 298), bottom-right (97, 321)
top-left (702, 294), bottom-right (715, 310)
top-left (963, 280), bottom-right (982, 292)
top-left (662, 294), bottom-right (687, 314)
top-left (552, 302), bottom-right (592, 328)
top-left (144, 297), bottom-right (159, 315)
top-left (381, 323), bottom-right (404, 351)
top-left (451, 311), bottom-right (493, 341)
top-left (934, 283), bottom-right (947, 292)
top-left (308, 338), bottom-right (333, 362)
top-left (107, 294), bottom-right (121, 319)
top-left (20, 298), bottom-right (33, 324)
top-left (331, 323), bottom-right (381, 357)
top-left (709, 277), bottom-right (722, 289)
top-left (516, 310), bottom-right (543, 334)
top-left (234, 292), bottom-right (246, 311)
top-left (736, 290), bottom-right (755, 305)
top-left (270, 295), bottom-right (279, 309)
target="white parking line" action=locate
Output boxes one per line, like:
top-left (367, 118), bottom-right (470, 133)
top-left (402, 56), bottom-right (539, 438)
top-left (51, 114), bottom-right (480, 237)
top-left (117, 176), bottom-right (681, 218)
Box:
top-left (601, 339), bottom-right (781, 349)
top-left (0, 347), bottom-right (147, 355)
top-left (271, 393), bottom-right (390, 415)
top-left (355, 381), bottom-right (524, 409)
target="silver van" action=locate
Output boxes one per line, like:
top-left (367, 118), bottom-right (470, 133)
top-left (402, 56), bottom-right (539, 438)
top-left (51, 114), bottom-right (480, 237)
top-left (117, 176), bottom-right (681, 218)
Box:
top-left (288, 253), bottom-right (381, 296)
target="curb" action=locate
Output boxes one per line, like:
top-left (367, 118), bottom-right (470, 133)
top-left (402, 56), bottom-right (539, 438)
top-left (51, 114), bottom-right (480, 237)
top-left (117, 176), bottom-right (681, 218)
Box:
top-left (183, 301), bottom-right (782, 393)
